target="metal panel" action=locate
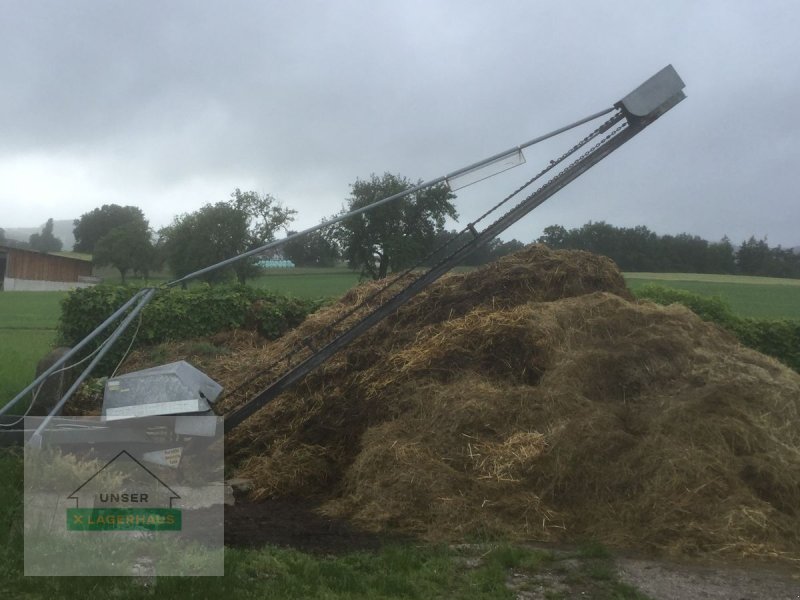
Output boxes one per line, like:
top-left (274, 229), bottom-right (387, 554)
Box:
top-left (104, 399), bottom-right (211, 421)
top-left (102, 361), bottom-right (223, 420)
top-left (619, 65), bottom-right (685, 117)
top-left (446, 149), bottom-right (526, 191)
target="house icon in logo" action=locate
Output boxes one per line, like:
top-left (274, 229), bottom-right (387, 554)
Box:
top-left (66, 450), bottom-right (182, 532)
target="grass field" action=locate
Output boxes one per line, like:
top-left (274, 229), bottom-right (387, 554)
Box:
top-left (250, 268), bottom-right (363, 298)
top-left (0, 292), bottom-right (65, 406)
top-left (94, 267), bottom-right (363, 299)
top-left (0, 291), bottom-right (65, 329)
top-left (624, 273), bottom-right (800, 319)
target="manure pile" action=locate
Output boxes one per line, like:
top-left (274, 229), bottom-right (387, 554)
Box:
top-left (200, 247), bottom-right (800, 558)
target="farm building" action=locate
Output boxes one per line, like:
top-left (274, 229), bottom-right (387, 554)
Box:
top-left (0, 245), bottom-right (95, 291)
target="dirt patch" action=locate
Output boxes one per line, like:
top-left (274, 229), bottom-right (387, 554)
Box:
top-left (616, 557), bottom-right (800, 600)
top-left (223, 498), bottom-right (398, 554)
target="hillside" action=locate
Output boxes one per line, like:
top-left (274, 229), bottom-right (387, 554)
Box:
top-left (2, 219), bottom-right (75, 249)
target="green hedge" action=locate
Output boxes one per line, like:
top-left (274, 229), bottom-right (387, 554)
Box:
top-left (58, 285), bottom-right (324, 375)
top-left (634, 284), bottom-right (800, 373)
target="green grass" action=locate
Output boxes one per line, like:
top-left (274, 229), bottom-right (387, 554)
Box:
top-left (0, 330), bottom-right (58, 407)
top-left (624, 274), bottom-right (800, 319)
top-left (94, 266), bottom-right (362, 299)
top-left (0, 292), bottom-right (65, 329)
top-left (624, 272), bottom-right (800, 286)
top-left (249, 268), bottom-right (363, 299)
top-left (0, 292), bottom-right (65, 407)
top-left (91, 265), bottom-right (171, 286)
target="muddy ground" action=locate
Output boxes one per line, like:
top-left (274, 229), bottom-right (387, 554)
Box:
top-left (223, 498), bottom-right (397, 554)
top-left (615, 557), bottom-right (799, 600)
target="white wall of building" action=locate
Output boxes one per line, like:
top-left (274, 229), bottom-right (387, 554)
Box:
top-left (2, 277), bottom-right (96, 291)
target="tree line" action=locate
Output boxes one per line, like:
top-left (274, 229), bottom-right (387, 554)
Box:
top-left (67, 173), bottom-right (465, 283)
top-left (537, 222), bottom-right (800, 278)
top-left (22, 175), bottom-right (796, 283)
top-left (0, 219), bottom-right (64, 253)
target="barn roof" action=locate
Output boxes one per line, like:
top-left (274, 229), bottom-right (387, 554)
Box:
top-left (0, 245), bottom-right (91, 263)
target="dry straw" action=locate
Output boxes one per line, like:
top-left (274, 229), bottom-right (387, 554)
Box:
top-left (98, 246), bottom-right (800, 560)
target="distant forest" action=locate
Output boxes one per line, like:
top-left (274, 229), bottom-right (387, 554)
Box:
top-left (537, 222), bottom-right (800, 278)
top-left (3, 219), bottom-right (799, 279)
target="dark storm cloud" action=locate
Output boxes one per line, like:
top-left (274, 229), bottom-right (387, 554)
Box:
top-left (1, 0), bottom-right (799, 246)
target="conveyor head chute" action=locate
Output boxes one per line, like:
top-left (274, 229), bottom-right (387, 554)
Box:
top-left (617, 64), bottom-right (686, 122)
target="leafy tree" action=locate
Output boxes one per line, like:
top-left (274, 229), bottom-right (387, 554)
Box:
top-left (736, 236), bottom-right (800, 277)
top-left (538, 225), bottom-right (568, 249)
top-left (282, 229), bottom-right (340, 267)
top-left (706, 236), bottom-right (736, 274)
top-left (93, 222), bottom-right (156, 282)
top-left (0, 238), bottom-right (29, 249)
top-left (161, 203), bottom-right (248, 284)
top-left (769, 245), bottom-right (800, 278)
top-left (619, 226), bottom-right (661, 271)
top-left (73, 205), bottom-right (147, 253)
top-left (459, 235), bottom-right (495, 266)
top-left (333, 173), bottom-right (457, 279)
top-left (537, 221), bottom-right (745, 275)
top-left (161, 189), bottom-right (296, 284)
top-left (491, 238), bottom-right (525, 260)
top-left (423, 229), bottom-right (461, 267)
top-left (28, 218), bottom-right (63, 253)
top-left (736, 236), bottom-right (772, 276)
top-left (660, 233), bottom-right (709, 273)
top-left (230, 189), bottom-right (296, 243)
top-left (0, 227), bottom-right (5, 244)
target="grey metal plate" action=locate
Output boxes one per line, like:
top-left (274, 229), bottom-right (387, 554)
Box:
top-left (619, 65), bottom-right (685, 117)
top-left (102, 361), bottom-right (223, 419)
top-left (104, 399), bottom-right (211, 420)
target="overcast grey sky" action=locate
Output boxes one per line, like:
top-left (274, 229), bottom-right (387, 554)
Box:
top-left (1, 0), bottom-right (798, 246)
